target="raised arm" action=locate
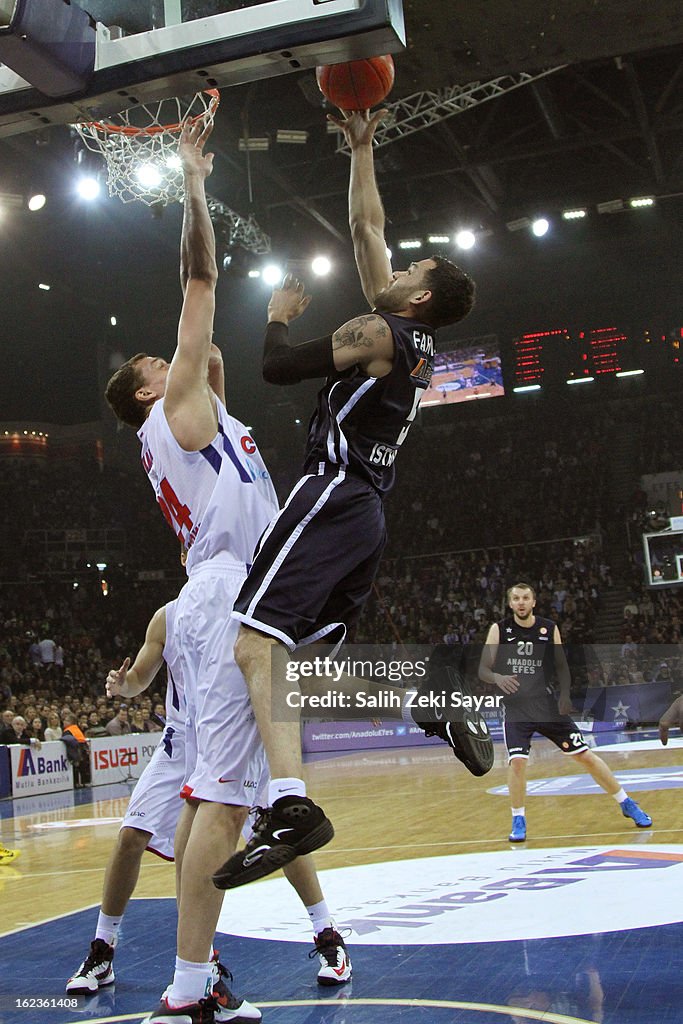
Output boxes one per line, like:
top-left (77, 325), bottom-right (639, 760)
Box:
top-left (106, 605), bottom-right (167, 700)
top-left (262, 276), bottom-right (394, 385)
top-left (164, 119), bottom-right (220, 449)
top-left (330, 110), bottom-right (393, 307)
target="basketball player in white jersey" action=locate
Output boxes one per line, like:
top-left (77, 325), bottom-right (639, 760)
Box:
top-left (103, 121), bottom-right (350, 1024)
top-left (67, 595), bottom-right (351, 1000)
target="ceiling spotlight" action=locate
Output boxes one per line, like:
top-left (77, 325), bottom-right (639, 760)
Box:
top-left (630, 196), bottom-right (654, 208)
top-left (166, 153), bottom-right (182, 170)
top-left (135, 164), bottom-right (162, 188)
top-left (76, 176), bottom-right (100, 200)
top-left (562, 208), bottom-right (586, 220)
top-left (531, 218), bottom-right (550, 237)
top-left (398, 239), bottom-right (422, 250)
top-left (38, 283), bottom-right (51, 291)
top-left (428, 234), bottom-right (450, 244)
top-left (311, 256), bottom-right (331, 276)
top-left (455, 229), bottom-right (476, 250)
top-left (28, 193), bottom-right (46, 211)
top-left (248, 269), bottom-right (261, 279)
top-left (385, 246), bottom-right (392, 260)
top-left (110, 316), bottom-right (117, 326)
top-left (262, 264), bottom-right (283, 286)
top-left (566, 376), bottom-right (594, 385)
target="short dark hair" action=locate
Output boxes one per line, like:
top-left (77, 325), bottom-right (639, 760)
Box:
top-left (422, 255), bottom-right (476, 329)
top-left (104, 353), bottom-right (149, 428)
top-left (506, 581), bottom-right (537, 601)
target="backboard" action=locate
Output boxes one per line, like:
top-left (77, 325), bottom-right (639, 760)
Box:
top-left (0, 0), bottom-right (405, 137)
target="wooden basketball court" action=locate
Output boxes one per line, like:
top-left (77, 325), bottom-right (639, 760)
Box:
top-left (1, 734), bottom-right (682, 1023)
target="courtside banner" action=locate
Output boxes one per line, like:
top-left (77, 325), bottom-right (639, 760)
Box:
top-left (0, 744), bottom-right (12, 798)
top-left (9, 741), bottom-right (73, 796)
top-left (89, 733), bottom-right (161, 786)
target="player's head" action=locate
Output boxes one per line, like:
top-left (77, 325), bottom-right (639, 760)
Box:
top-left (374, 256), bottom-right (475, 328)
top-left (507, 581), bottom-right (536, 621)
top-left (105, 353), bottom-right (170, 428)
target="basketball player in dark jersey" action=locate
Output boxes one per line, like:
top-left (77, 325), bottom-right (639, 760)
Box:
top-left (212, 109), bottom-right (476, 891)
top-left (479, 582), bottom-right (652, 842)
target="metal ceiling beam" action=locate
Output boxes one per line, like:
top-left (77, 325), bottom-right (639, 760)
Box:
top-left (568, 68), bottom-right (631, 119)
top-left (655, 56), bottom-right (683, 113)
top-left (334, 67), bottom-right (565, 154)
top-left (433, 120), bottom-right (501, 215)
top-left (623, 61), bottom-right (665, 186)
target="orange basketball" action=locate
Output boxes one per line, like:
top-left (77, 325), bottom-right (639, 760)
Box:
top-left (316, 54), bottom-right (395, 111)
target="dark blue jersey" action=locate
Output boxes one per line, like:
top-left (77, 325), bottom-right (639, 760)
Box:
top-left (303, 312), bottom-right (435, 495)
top-left (495, 615), bottom-right (557, 706)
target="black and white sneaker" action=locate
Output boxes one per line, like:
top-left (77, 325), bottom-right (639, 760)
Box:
top-left (66, 938), bottom-right (115, 994)
top-left (310, 927), bottom-right (352, 986)
top-left (212, 796), bottom-right (334, 890)
top-left (412, 645), bottom-right (494, 777)
top-left (212, 959), bottom-right (262, 1022)
top-left (141, 994), bottom-right (219, 1024)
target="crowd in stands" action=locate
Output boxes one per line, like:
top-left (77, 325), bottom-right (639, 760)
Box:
top-left (1, 387), bottom-right (682, 738)
top-left (354, 538), bottom-right (607, 648)
top-left (382, 404), bottom-right (610, 555)
top-left (0, 577), bottom-right (180, 764)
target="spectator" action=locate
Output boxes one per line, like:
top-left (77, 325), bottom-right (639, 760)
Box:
top-left (86, 711), bottom-right (108, 738)
top-left (150, 702), bottom-right (166, 730)
top-left (10, 716), bottom-right (33, 745)
top-left (44, 712), bottom-right (63, 742)
top-left (105, 705), bottom-right (131, 736)
top-left (0, 709), bottom-right (15, 744)
top-left (61, 712), bottom-right (90, 788)
top-left (130, 709), bottom-right (146, 733)
top-left (30, 715), bottom-right (45, 741)
top-left (38, 635), bottom-right (56, 669)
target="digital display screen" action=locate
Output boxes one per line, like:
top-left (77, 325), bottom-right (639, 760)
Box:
top-left (421, 334), bottom-right (504, 406)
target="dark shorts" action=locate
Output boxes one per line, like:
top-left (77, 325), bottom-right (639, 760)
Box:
top-left (504, 712), bottom-right (588, 759)
top-left (232, 468), bottom-right (387, 650)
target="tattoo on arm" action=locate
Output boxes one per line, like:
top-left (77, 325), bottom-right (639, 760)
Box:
top-left (333, 314), bottom-right (388, 351)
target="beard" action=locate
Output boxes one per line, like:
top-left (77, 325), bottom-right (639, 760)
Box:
top-left (373, 280), bottom-right (411, 313)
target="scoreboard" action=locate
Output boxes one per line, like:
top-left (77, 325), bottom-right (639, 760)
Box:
top-left (511, 323), bottom-right (681, 388)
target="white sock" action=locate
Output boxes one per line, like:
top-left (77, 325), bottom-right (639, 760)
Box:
top-left (511, 807), bottom-right (525, 817)
top-left (167, 957), bottom-right (213, 1008)
top-left (613, 788), bottom-right (628, 804)
top-left (401, 690), bottom-right (417, 723)
top-left (95, 911), bottom-right (122, 948)
top-left (268, 777), bottom-right (306, 804)
top-left (307, 899), bottom-right (333, 935)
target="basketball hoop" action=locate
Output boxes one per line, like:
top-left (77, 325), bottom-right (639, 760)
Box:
top-left (73, 89), bottom-right (220, 206)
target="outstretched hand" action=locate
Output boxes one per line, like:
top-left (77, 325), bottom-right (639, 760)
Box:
top-left (327, 108), bottom-right (387, 149)
top-left (659, 694), bottom-right (683, 745)
top-left (106, 657), bottom-right (131, 698)
top-left (179, 117), bottom-right (215, 178)
top-left (268, 274), bottom-right (312, 325)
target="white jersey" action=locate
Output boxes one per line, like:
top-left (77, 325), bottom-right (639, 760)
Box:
top-left (138, 396), bottom-right (278, 574)
top-left (163, 599), bottom-right (184, 727)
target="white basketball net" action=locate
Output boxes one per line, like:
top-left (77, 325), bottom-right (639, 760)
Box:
top-left (73, 90), bottom-right (220, 206)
